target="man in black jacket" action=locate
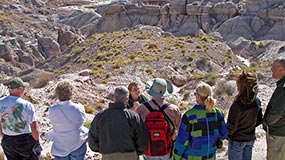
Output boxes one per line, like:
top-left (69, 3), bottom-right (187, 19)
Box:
top-left (88, 86), bottom-right (148, 160)
top-left (264, 57), bottom-right (285, 160)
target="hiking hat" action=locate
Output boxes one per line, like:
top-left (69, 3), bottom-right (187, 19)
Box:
top-left (6, 77), bottom-right (29, 89)
top-left (146, 78), bottom-right (174, 98)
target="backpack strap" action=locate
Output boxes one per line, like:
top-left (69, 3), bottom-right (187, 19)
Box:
top-left (152, 100), bottom-right (175, 134)
top-left (143, 102), bottom-right (155, 112)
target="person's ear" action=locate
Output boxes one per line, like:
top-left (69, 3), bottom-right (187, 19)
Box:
top-left (124, 97), bottom-right (129, 103)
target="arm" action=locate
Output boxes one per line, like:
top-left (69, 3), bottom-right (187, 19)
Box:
top-left (0, 123), bottom-right (3, 136)
top-left (226, 103), bottom-right (240, 137)
top-left (88, 115), bottom-right (100, 152)
top-left (172, 114), bottom-right (191, 160)
top-left (217, 110), bottom-right (228, 140)
top-left (30, 121), bottom-right (39, 141)
top-left (255, 98), bottom-right (263, 127)
top-left (77, 104), bottom-right (87, 126)
top-left (134, 115), bottom-right (149, 154)
top-left (264, 88), bottom-right (285, 126)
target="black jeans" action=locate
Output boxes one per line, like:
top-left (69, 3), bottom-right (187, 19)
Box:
top-left (1, 133), bottom-right (41, 160)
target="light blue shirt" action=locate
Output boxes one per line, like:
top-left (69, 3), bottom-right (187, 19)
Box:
top-left (45, 100), bottom-right (88, 157)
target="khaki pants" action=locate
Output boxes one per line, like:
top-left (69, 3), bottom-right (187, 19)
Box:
top-left (102, 152), bottom-right (139, 160)
top-left (266, 134), bottom-right (285, 160)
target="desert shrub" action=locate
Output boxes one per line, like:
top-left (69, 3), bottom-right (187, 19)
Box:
top-left (101, 79), bottom-right (108, 84)
top-left (76, 56), bottom-right (87, 63)
top-left (165, 98), bottom-right (177, 106)
top-left (203, 73), bottom-right (219, 86)
top-left (223, 50), bottom-right (235, 65)
top-left (96, 61), bottom-right (105, 68)
top-left (23, 95), bottom-right (39, 104)
top-left (0, 151), bottom-right (5, 160)
top-left (200, 35), bottom-right (209, 42)
top-left (84, 106), bottom-right (95, 114)
top-left (182, 90), bottom-right (191, 101)
top-left (178, 102), bottom-right (190, 111)
top-left (198, 57), bottom-right (210, 67)
top-left (251, 41), bottom-right (265, 49)
top-left (65, 54), bottom-right (71, 59)
top-left (72, 45), bottom-right (83, 53)
top-left (193, 71), bottom-right (204, 79)
top-left (147, 43), bottom-right (158, 49)
top-left (88, 60), bottom-right (95, 66)
top-left (165, 54), bottom-right (173, 59)
top-left (40, 152), bottom-right (53, 160)
top-left (97, 103), bottom-right (106, 110)
top-left (84, 120), bottom-right (92, 129)
top-left (145, 67), bottom-right (154, 74)
top-left (0, 15), bottom-right (12, 24)
top-left (129, 53), bottom-right (136, 60)
top-left (34, 74), bottom-right (53, 88)
top-left (196, 44), bottom-right (202, 49)
top-left (214, 79), bottom-right (236, 98)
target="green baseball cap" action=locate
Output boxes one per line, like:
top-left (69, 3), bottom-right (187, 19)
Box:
top-left (6, 77), bottom-right (29, 89)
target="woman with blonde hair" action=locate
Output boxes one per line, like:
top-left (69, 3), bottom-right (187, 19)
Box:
top-left (227, 71), bottom-right (263, 160)
top-left (173, 81), bottom-right (228, 160)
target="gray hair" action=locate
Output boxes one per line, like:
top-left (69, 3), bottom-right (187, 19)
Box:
top-left (275, 57), bottom-right (285, 68)
top-left (114, 86), bottom-right (129, 103)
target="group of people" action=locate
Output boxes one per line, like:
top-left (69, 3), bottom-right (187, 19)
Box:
top-left (0, 57), bottom-right (284, 160)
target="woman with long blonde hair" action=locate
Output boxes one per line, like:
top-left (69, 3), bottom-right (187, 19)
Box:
top-left (173, 81), bottom-right (228, 160)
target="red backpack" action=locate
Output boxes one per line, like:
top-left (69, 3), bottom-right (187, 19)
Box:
top-left (143, 100), bottom-right (175, 156)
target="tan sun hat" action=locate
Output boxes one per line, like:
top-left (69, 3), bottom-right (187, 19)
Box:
top-left (145, 78), bottom-right (174, 98)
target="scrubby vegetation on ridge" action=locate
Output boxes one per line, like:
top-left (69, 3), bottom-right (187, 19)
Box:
top-left (37, 27), bottom-right (270, 85)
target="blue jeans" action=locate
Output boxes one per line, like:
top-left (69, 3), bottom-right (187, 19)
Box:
top-left (54, 142), bottom-right (87, 160)
top-left (228, 140), bottom-right (254, 160)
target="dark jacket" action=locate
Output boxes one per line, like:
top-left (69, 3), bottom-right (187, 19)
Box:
top-left (126, 94), bottom-right (148, 109)
top-left (88, 102), bottom-right (149, 154)
top-left (264, 76), bottom-right (285, 136)
top-left (227, 98), bottom-right (263, 142)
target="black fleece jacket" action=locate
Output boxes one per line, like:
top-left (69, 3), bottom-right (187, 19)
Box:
top-left (88, 102), bottom-right (149, 154)
top-left (227, 98), bottom-right (263, 142)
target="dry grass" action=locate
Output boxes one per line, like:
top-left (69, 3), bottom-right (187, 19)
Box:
top-left (0, 152), bottom-right (4, 160)
top-left (84, 105), bottom-right (95, 114)
top-left (34, 74), bottom-right (53, 88)
top-left (38, 27), bottom-right (248, 84)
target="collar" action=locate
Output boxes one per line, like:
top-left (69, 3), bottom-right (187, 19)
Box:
top-left (109, 102), bottom-right (126, 109)
top-left (57, 100), bottom-right (72, 105)
top-left (194, 104), bottom-right (206, 110)
top-left (276, 76), bottom-right (285, 86)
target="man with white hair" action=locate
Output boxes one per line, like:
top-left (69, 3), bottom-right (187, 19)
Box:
top-left (88, 86), bottom-right (148, 160)
top-left (264, 57), bottom-right (285, 160)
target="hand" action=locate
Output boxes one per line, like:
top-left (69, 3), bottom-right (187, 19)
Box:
top-left (131, 101), bottom-right (139, 112)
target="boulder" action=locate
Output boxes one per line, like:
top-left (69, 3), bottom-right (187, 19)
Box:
top-left (37, 36), bottom-right (60, 59)
top-left (171, 75), bottom-right (187, 87)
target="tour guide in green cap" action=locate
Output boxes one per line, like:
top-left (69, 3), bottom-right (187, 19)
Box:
top-left (6, 77), bottom-right (30, 89)
top-left (0, 77), bottom-right (42, 159)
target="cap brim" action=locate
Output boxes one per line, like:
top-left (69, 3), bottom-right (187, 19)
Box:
top-left (22, 82), bottom-right (30, 87)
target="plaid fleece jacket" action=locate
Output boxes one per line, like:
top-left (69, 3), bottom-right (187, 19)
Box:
top-left (173, 105), bottom-right (228, 160)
